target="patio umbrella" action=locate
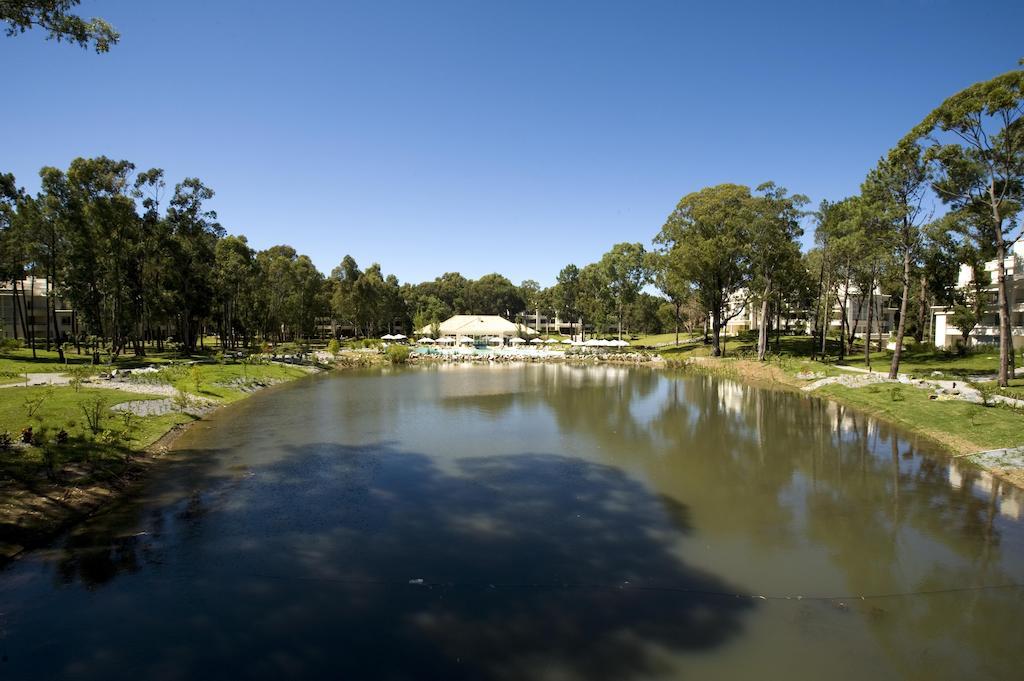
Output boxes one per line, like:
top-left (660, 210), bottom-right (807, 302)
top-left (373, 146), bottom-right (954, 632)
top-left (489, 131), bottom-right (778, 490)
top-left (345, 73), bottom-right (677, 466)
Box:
top-left (437, 337), bottom-right (456, 345)
top-left (509, 337), bottom-right (525, 344)
top-left (487, 336), bottom-right (504, 344)
top-left (457, 336), bottom-right (475, 344)
top-left (561, 339), bottom-right (574, 344)
top-left (530, 338), bottom-right (544, 344)
top-left (584, 338), bottom-right (603, 347)
top-left (545, 338), bottom-right (559, 344)
top-left (381, 334), bottom-right (395, 340)
top-left (610, 339), bottom-right (630, 347)
top-left (418, 337), bottom-right (436, 344)
top-left (392, 334), bottom-right (407, 340)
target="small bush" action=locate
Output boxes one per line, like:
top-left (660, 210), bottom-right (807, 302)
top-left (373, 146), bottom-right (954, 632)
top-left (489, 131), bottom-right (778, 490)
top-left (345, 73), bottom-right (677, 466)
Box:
top-left (889, 386), bottom-right (904, 402)
top-left (190, 365), bottom-right (203, 392)
top-left (81, 396), bottom-right (106, 434)
top-left (23, 389), bottom-right (52, 419)
top-left (0, 431), bottom-right (12, 450)
top-left (971, 381), bottom-right (998, 407)
top-left (55, 429), bottom-right (69, 444)
top-left (385, 345), bottom-right (410, 365)
top-left (326, 339), bottom-right (340, 355)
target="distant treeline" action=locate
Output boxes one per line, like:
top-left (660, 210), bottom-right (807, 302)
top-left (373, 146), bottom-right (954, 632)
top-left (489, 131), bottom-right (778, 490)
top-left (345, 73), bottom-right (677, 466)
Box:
top-left (2, 64), bottom-right (1022, 388)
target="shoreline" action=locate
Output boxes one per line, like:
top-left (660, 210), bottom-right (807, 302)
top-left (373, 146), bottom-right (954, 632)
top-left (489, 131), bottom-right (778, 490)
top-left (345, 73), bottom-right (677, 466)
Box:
top-left (676, 356), bottom-right (1024, 490)
top-left (0, 366), bottom-right (321, 565)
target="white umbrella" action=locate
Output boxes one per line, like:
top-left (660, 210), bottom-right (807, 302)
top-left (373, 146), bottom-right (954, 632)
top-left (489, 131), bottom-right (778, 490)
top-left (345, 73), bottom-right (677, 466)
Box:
top-left (487, 336), bottom-right (503, 344)
top-left (545, 338), bottom-right (559, 344)
top-left (392, 334), bottom-right (407, 340)
top-left (530, 338), bottom-right (544, 344)
top-left (381, 334), bottom-right (395, 340)
top-left (509, 337), bottom-right (526, 344)
top-left (561, 339), bottom-right (574, 344)
top-left (611, 339), bottom-right (630, 347)
top-left (437, 337), bottom-right (456, 345)
top-left (584, 338), bottom-right (603, 347)
top-left (418, 337), bottom-right (436, 344)
top-left (457, 336), bottom-right (475, 344)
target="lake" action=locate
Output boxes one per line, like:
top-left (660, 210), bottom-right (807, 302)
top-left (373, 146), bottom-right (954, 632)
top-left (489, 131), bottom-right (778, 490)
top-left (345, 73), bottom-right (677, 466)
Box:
top-left (1, 364), bottom-right (1022, 680)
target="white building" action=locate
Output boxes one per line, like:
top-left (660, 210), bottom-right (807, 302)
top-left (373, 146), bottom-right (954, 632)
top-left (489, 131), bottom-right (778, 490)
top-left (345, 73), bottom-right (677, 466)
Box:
top-left (932, 241), bottom-right (1024, 350)
top-left (0, 277), bottom-right (76, 342)
top-left (417, 315), bottom-right (538, 339)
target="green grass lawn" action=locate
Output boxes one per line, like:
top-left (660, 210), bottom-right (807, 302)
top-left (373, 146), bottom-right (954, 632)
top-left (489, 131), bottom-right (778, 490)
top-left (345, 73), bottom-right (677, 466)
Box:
top-left (840, 346), bottom-right (1003, 378)
top-left (130, 361), bottom-right (310, 403)
top-left (819, 383), bottom-right (1024, 452)
top-left (0, 346), bottom-right (196, 375)
top-left (0, 386), bottom-right (191, 484)
top-left (976, 378), bottom-right (1024, 401)
top-left (631, 332), bottom-right (701, 347)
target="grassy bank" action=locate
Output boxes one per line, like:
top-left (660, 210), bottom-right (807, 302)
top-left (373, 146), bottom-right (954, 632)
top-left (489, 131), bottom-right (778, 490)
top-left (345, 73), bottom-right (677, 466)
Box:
top-left (0, 352), bottom-right (318, 560)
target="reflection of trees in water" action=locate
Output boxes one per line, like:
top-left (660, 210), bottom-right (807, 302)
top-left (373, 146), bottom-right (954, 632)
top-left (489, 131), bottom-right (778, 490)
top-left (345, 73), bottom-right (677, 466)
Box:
top-left (17, 445), bottom-right (753, 681)
top-left (452, 366), bottom-right (1024, 678)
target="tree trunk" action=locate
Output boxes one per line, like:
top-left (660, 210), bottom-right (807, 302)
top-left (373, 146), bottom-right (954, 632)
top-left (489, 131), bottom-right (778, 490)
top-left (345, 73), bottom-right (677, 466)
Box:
top-left (985, 182), bottom-right (1011, 386)
top-left (711, 304), bottom-right (722, 357)
top-left (757, 280), bottom-right (771, 361)
top-left (914, 274), bottom-right (928, 344)
top-left (674, 301), bottom-right (681, 346)
top-left (865, 271), bottom-right (875, 372)
top-left (889, 247), bottom-right (912, 380)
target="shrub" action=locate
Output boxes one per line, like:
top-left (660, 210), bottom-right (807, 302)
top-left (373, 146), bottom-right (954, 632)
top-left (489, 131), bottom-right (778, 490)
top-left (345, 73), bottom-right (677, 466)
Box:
top-left (67, 365), bottom-right (92, 392)
top-left (889, 386), bottom-right (904, 402)
top-left (385, 345), bottom-right (410, 365)
top-left (326, 339), bottom-right (340, 355)
top-left (0, 431), bottom-right (12, 450)
top-left (81, 396), bottom-right (106, 434)
top-left (190, 365), bottom-right (203, 393)
top-left (970, 381), bottom-right (998, 407)
top-left (55, 429), bottom-right (69, 445)
top-left (23, 389), bottom-right (52, 419)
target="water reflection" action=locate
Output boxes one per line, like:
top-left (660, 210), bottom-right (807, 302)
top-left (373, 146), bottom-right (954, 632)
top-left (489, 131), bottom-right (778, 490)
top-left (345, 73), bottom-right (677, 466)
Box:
top-left (0, 365), bottom-right (1022, 680)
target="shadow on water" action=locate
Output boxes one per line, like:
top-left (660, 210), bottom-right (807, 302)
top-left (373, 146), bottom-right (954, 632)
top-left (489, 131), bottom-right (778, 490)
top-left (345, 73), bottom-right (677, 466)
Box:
top-left (7, 442), bottom-right (754, 681)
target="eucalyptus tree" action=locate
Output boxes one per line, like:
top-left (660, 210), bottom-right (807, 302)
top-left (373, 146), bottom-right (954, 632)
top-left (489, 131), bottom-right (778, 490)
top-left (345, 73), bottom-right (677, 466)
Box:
top-left (554, 264), bottom-right (581, 338)
top-left (599, 242), bottom-right (650, 340)
top-left (649, 251), bottom-right (691, 346)
top-left (749, 182), bottom-right (807, 361)
top-left (214, 235), bottom-right (256, 348)
top-left (465, 273), bottom-right (523, 318)
top-left (908, 69), bottom-right (1024, 385)
top-left (165, 178), bottom-right (224, 351)
top-left (578, 263), bottom-right (611, 338)
top-left (656, 184), bottom-right (751, 356)
top-left (1, 0), bottom-right (118, 51)
top-left (862, 141), bottom-right (930, 379)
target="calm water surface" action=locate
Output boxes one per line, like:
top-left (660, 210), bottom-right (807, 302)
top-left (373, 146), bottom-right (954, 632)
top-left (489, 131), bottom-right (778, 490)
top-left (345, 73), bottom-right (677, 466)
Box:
top-left (1, 365), bottom-right (1023, 680)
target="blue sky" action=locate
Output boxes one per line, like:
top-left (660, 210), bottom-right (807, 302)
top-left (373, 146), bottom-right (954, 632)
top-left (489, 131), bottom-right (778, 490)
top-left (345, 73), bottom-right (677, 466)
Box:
top-left (3, 0), bottom-right (1022, 285)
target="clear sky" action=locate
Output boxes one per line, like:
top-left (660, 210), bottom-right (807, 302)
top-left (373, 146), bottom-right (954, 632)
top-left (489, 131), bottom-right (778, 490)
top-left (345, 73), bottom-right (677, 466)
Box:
top-left (3, 0), bottom-right (1022, 286)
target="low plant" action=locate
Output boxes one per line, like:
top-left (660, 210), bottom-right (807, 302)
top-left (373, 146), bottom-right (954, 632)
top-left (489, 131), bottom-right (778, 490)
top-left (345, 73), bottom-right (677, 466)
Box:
top-left (23, 388), bottom-right (53, 419)
top-left (190, 365), bottom-right (203, 393)
top-left (889, 386), bottom-right (904, 402)
top-left (0, 430), bottom-right (12, 450)
top-left (55, 428), bottom-right (69, 444)
top-left (81, 396), bottom-right (106, 435)
top-left (326, 339), bottom-right (340, 355)
top-left (67, 365), bottom-right (92, 392)
top-left (970, 381), bottom-right (998, 407)
top-left (385, 345), bottom-right (410, 365)
top-left (20, 426), bottom-right (33, 444)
